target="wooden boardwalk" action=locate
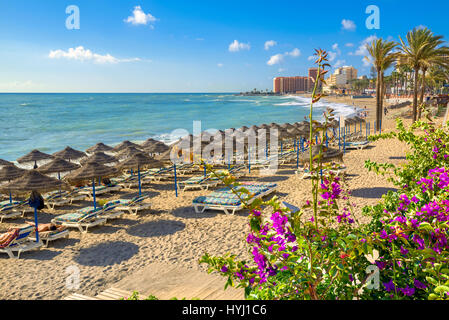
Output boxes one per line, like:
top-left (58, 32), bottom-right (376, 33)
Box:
top-left (64, 263), bottom-right (244, 300)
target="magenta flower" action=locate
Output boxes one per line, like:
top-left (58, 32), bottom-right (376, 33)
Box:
top-left (384, 279), bottom-right (395, 292)
top-left (414, 279), bottom-right (427, 290)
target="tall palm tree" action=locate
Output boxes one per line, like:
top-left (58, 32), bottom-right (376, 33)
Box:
top-left (398, 27), bottom-right (449, 122)
top-left (417, 33), bottom-right (449, 119)
top-left (366, 39), bottom-right (398, 130)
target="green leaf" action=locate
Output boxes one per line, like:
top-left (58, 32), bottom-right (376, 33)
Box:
top-left (426, 276), bottom-right (438, 286)
top-left (434, 286), bottom-right (449, 294)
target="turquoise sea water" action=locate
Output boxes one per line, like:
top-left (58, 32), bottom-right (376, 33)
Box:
top-left (0, 93), bottom-right (357, 161)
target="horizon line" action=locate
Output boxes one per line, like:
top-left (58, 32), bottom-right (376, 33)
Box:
top-left (0, 91), bottom-right (246, 94)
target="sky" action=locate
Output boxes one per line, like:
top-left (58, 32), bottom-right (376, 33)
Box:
top-left (0, 0), bottom-right (448, 93)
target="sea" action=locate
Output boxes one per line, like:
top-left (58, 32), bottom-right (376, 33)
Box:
top-left (0, 93), bottom-right (359, 161)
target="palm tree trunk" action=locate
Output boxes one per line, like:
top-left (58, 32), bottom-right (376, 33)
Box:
top-left (376, 70), bottom-right (382, 130)
top-left (418, 68), bottom-right (427, 120)
top-left (380, 72), bottom-right (385, 128)
top-left (413, 68), bottom-right (419, 123)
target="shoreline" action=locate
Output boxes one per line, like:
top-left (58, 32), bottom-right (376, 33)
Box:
top-left (0, 94), bottom-right (428, 300)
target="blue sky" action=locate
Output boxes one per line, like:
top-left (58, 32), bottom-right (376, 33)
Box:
top-left (0, 0), bottom-right (448, 92)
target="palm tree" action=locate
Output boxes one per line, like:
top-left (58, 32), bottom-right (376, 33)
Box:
top-left (366, 39), bottom-right (398, 130)
top-left (417, 32), bottom-right (449, 119)
top-left (398, 27), bottom-right (449, 122)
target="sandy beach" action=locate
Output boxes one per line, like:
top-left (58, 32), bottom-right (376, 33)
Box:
top-left (0, 95), bottom-right (422, 300)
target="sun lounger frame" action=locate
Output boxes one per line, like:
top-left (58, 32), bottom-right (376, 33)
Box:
top-left (0, 226), bottom-right (43, 259)
top-left (193, 185), bottom-right (277, 215)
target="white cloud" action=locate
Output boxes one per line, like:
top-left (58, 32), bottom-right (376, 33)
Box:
top-left (345, 43), bottom-right (354, 47)
top-left (328, 51), bottom-right (337, 62)
top-left (286, 48), bottom-right (301, 57)
top-left (48, 46), bottom-right (141, 64)
top-left (196, 38), bottom-right (205, 41)
top-left (354, 35), bottom-right (378, 56)
top-left (267, 54), bottom-right (284, 65)
top-left (217, 63), bottom-right (223, 67)
top-left (308, 55), bottom-right (315, 61)
top-left (278, 68), bottom-right (286, 72)
top-left (264, 40), bottom-right (277, 50)
top-left (334, 60), bottom-right (346, 68)
top-left (363, 56), bottom-right (372, 67)
top-left (267, 47), bottom-right (300, 66)
top-left (125, 6), bottom-right (158, 28)
top-left (341, 19), bottom-right (356, 31)
top-left (228, 40), bottom-right (250, 52)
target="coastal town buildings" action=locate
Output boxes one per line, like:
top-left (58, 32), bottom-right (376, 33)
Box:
top-left (323, 66), bottom-right (359, 93)
top-left (272, 68), bottom-right (321, 94)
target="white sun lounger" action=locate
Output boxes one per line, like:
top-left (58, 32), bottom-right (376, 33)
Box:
top-left (103, 194), bottom-right (152, 215)
top-left (343, 141), bottom-right (370, 150)
top-left (79, 184), bottom-right (122, 198)
top-left (0, 225), bottom-right (43, 259)
top-left (27, 223), bottom-right (70, 248)
top-left (51, 207), bottom-right (107, 233)
top-left (296, 166), bottom-right (347, 179)
top-left (44, 191), bottom-right (71, 210)
top-left (178, 176), bottom-right (220, 192)
top-left (0, 201), bottom-right (34, 223)
top-left (193, 183), bottom-right (277, 215)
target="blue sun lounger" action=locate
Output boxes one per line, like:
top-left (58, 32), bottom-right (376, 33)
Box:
top-left (0, 225), bottom-right (43, 259)
top-left (52, 207), bottom-right (107, 233)
top-left (193, 183), bottom-right (277, 215)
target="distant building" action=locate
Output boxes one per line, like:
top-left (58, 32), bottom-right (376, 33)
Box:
top-left (308, 68), bottom-right (319, 90)
top-left (273, 76), bottom-right (309, 94)
top-left (272, 67), bottom-right (329, 94)
top-left (326, 66), bottom-right (358, 88)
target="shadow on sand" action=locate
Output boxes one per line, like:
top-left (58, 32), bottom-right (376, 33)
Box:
top-left (172, 206), bottom-right (218, 219)
top-left (126, 220), bottom-right (186, 238)
top-left (351, 187), bottom-right (397, 199)
top-left (74, 241), bottom-right (139, 266)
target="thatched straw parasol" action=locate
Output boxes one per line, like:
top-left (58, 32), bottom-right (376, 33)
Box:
top-left (53, 146), bottom-right (87, 161)
top-left (0, 164), bottom-right (28, 204)
top-left (144, 142), bottom-right (169, 154)
top-left (287, 127), bottom-right (305, 139)
top-left (86, 142), bottom-right (114, 154)
top-left (0, 159), bottom-right (12, 168)
top-left (66, 160), bottom-right (119, 182)
top-left (17, 149), bottom-right (53, 168)
top-left (116, 153), bottom-right (163, 195)
top-left (1, 170), bottom-right (69, 194)
top-left (140, 138), bottom-right (160, 149)
top-left (65, 160), bottom-right (119, 210)
top-left (280, 123), bottom-right (295, 130)
top-left (0, 165), bottom-right (27, 182)
top-left (113, 140), bottom-right (143, 152)
top-left (38, 158), bottom-right (80, 176)
top-left (81, 152), bottom-right (118, 165)
top-left (117, 146), bottom-right (147, 160)
top-left (0, 170), bottom-right (70, 243)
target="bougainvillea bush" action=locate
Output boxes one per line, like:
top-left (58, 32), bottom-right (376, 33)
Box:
top-left (200, 50), bottom-right (449, 300)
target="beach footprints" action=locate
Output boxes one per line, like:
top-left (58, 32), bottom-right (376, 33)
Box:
top-left (65, 5), bottom-right (80, 30)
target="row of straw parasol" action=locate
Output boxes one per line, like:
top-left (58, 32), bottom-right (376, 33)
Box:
top-left (0, 144), bottom-right (166, 243)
